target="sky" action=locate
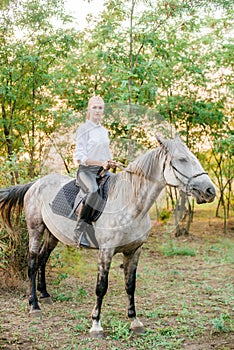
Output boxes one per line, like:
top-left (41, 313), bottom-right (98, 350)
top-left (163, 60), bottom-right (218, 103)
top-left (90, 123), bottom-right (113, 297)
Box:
top-left (64, 0), bottom-right (104, 29)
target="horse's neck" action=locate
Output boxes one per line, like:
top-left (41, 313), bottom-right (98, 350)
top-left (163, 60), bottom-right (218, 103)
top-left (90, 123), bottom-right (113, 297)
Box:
top-left (133, 174), bottom-right (166, 219)
top-left (124, 149), bottom-right (166, 219)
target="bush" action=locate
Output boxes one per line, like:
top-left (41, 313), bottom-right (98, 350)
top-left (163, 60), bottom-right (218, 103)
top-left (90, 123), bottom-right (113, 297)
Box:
top-left (0, 218), bottom-right (29, 286)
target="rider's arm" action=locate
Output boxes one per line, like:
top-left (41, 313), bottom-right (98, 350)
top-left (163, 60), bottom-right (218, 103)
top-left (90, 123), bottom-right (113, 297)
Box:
top-left (74, 124), bottom-right (117, 170)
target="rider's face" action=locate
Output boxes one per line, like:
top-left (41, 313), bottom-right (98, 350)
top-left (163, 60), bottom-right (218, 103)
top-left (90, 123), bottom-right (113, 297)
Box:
top-left (89, 103), bottom-right (104, 124)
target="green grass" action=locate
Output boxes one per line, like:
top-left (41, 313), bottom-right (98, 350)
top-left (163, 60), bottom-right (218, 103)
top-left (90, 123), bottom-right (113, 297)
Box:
top-left (158, 238), bottom-right (196, 257)
top-left (1, 212), bottom-right (234, 350)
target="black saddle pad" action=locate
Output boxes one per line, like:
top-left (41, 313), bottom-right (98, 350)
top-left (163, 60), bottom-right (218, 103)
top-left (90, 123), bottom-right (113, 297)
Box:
top-left (50, 180), bottom-right (80, 221)
top-left (50, 175), bottom-right (111, 222)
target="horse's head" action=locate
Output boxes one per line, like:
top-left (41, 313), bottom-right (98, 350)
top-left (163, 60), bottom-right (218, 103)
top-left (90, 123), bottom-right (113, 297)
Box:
top-left (157, 135), bottom-right (216, 204)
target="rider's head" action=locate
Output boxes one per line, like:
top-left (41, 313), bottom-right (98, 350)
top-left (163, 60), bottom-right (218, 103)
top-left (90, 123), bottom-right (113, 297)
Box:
top-left (87, 96), bottom-right (105, 124)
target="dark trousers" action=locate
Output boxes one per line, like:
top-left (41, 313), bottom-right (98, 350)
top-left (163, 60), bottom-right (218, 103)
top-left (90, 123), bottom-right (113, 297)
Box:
top-left (76, 165), bottom-right (104, 221)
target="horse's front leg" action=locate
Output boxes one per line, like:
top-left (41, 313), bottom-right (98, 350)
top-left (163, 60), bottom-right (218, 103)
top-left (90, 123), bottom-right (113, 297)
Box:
top-left (123, 246), bottom-right (145, 334)
top-left (90, 248), bottom-right (114, 338)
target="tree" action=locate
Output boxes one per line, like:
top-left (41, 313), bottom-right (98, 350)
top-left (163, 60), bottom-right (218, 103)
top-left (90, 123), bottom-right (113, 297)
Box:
top-left (0, 0), bottom-right (78, 182)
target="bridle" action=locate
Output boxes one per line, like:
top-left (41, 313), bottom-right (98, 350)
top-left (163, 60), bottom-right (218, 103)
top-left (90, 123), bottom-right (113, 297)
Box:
top-left (170, 161), bottom-right (208, 192)
top-left (159, 142), bottom-right (208, 192)
top-left (161, 149), bottom-right (208, 191)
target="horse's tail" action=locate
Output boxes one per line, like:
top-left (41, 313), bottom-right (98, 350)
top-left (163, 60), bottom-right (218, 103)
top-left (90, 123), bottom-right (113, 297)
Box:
top-left (0, 182), bottom-right (34, 228)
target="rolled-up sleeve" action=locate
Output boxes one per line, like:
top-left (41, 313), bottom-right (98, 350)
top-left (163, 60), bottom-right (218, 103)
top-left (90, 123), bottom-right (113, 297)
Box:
top-left (74, 125), bottom-right (88, 165)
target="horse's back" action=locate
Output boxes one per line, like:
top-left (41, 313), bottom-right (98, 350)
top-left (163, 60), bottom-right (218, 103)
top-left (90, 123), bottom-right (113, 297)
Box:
top-left (25, 173), bottom-right (77, 246)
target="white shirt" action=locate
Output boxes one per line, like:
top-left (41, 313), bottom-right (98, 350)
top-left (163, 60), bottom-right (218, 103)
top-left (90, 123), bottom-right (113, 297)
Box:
top-left (74, 120), bottom-right (111, 165)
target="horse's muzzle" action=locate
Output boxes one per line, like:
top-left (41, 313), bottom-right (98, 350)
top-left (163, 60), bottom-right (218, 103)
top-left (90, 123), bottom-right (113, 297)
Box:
top-left (192, 185), bottom-right (216, 204)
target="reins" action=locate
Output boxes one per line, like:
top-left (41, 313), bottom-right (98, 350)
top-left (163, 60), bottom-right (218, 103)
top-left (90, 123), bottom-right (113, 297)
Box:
top-left (99, 161), bottom-right (125, 177)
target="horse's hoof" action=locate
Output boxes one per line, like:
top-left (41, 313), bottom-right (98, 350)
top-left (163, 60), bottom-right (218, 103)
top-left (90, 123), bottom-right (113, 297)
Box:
top-left (89, 330), bottom-right (104, 339)
top-left (29, 309), bottom-right (42, 318)
top-left (130, 318), bottom-right (145, 335)
top-left (131, 326), bottom-right (145, 335)
top-left (89, 320), bottom-right (104, 339)
top-left (40, 296), bottom-right (53, 305)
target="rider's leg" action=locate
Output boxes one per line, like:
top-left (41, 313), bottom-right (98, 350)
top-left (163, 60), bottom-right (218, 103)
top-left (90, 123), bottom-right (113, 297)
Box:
top-left (74, 167), bottom-right (100, 247)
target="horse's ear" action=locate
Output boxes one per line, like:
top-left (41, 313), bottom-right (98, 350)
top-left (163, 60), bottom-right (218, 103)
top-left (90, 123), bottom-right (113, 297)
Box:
top-left (156, 135), bottom-right (173, 153)
top-left (156, 135), bottom-right (169, 151)
top-left (156, 135), bottom-right (165, 147)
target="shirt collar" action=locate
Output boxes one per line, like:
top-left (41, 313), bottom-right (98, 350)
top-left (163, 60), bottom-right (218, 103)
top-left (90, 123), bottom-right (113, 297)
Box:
top-left (87, 120), bottom-right (101, 127)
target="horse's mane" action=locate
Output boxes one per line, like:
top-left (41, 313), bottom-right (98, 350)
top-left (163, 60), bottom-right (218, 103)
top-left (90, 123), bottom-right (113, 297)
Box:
top-left (109, 147), bottom-right (166, 201)
top-left (126, 148), bottom-right (160, 179)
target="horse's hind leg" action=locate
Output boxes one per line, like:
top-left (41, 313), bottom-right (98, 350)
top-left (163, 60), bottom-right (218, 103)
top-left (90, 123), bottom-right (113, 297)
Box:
top-left (123, 246), bottom-right (145, 334)
top-left (28, 222), bottom-right (45, 316)
top-left (37, 229), bottom-right (58, 304)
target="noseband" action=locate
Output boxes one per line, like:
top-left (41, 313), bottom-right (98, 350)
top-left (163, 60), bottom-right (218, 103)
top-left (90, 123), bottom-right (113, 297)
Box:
top-left (170, 162), bottom-right (208, 191)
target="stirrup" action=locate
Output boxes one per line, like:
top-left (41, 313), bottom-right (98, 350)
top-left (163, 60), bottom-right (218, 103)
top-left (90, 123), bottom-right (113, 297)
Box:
top-left (79, 232), bottom-right (91, 248)
top-left (73, 220), bottom-right (98, 249)
top-left (73, 220), bottom-right (90, 247)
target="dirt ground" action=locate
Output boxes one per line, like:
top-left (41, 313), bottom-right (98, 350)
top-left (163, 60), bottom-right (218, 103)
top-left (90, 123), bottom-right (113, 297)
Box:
top-left (0, 211), bottom-right (234, 349)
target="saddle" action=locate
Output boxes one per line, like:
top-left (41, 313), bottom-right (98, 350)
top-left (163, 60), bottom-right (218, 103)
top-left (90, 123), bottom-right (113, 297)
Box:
top-left (50, 173), bottom-right (110, 222)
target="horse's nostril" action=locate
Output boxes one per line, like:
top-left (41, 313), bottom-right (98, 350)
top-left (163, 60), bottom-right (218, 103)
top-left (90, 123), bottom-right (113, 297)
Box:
top-left (206, 187), bottom-right (216, 196)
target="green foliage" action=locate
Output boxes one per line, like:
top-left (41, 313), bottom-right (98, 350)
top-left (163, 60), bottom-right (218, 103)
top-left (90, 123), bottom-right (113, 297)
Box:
top-left (107, 320), bottom-right (131, 340)
top-left (0, 218), bottom-right (28, 281)
top-left (52, 291), bottom-right (72, 302)
top-left (214, 135), bottom-right (234, 157)
top-left (1, 217), bottom-right (234, 348)
top-left (70, 1), bottom-right (233, 230)
top-left (54, 272), bottom-right (69, 286)
top-left (159, 239), bottom-right (196, 257)
top-left (76, 286), bottom-right (87, 299)
top-left (0, 227), bottom-right (9, 268)
top-left (205, 131), bottom-right (234, 228)
top-left (0, 0), bottom-right (78, 180)
top-left (158, 209), bottom-right (171, 222)
top-left (205, 238), bottom-right (234, 264)
top-left (211, 314), bottom-right (230, 333)
top-left (0, 0), bottom-right (233, 278)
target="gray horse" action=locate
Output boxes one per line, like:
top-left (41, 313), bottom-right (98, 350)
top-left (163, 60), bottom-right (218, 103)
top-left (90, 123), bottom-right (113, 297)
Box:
top-left (0, 136), bottom-right (215, 338)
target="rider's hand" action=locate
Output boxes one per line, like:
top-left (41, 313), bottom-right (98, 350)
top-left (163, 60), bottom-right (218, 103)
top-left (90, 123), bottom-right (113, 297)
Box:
top-left (108, 160), bottom-right (117, 169)
top-left (102, 160), bottom-right (110, 170)
top-left (102, 160), bottom-right (117, 170)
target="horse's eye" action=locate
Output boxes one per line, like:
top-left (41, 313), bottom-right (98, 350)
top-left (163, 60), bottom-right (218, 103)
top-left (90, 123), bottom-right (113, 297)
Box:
top-left (179, 158), bottom-right (187, 163)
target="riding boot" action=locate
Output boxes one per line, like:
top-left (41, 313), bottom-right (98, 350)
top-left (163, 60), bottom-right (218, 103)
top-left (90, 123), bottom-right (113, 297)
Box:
top-left (74, 202), bottom-right (99, 248)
